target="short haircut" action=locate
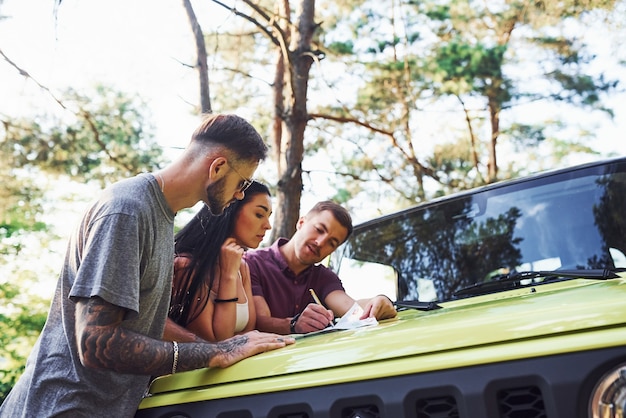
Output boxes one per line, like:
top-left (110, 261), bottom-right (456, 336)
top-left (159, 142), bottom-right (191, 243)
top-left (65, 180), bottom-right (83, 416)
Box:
top-left (190, 113), bottom-right (268, 162)
top-left (306, 200), bottom-right (353, 241)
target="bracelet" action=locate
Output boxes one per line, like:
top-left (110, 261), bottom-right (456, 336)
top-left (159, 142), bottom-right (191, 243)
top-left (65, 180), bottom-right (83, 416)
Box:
top-left (214, 297), bottom-right (239, 303)
top-left (290, 313), bottom-right (301, 334)
top-left (172, 341), bottom-right (179, 375)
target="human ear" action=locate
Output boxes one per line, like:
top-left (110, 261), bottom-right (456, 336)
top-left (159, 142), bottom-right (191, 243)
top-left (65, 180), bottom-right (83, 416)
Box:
top-left (208, 157), bottom-right (227, 180)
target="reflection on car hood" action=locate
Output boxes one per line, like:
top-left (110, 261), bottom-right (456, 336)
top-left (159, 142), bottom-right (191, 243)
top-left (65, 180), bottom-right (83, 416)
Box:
top-left (141, 276), bottom-right (626, 408)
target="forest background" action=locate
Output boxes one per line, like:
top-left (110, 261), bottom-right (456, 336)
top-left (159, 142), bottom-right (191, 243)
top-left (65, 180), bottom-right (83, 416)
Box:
top-left (1, 0), bottom-right (625, 402)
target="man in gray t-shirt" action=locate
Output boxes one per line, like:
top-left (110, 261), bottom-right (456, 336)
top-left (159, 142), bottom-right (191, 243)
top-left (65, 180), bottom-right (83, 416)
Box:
top-left (0, 114), bottom-right (294, 418)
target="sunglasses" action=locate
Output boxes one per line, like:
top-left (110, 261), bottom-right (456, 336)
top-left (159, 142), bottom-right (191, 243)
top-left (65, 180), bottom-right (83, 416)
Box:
top-left (227, 162), bottom-right (253, 193)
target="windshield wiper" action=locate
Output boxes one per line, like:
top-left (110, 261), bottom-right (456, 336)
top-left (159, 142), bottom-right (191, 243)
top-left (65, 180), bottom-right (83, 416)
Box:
top-left (396, 301), bottom-right (442, 311)
top-left (453, 268), bottom-right (621, 298)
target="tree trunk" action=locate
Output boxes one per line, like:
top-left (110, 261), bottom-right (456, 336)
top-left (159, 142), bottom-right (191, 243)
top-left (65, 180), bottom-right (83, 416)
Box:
top-left (271, 0), bottom-right (317, 240)
top-left (487, 96), bottom-right (500, 183)
top-left (183, 0), bottom-right (211, 114)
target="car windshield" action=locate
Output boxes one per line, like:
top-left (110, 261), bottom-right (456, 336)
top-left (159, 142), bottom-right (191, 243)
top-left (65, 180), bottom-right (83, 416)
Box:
top-left (332, 159), bottom-right (626, 302)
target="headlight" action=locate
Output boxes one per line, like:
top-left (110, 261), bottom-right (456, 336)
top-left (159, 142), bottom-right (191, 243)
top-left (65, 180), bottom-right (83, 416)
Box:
top-left (589, 363), bottom-right (626, 418)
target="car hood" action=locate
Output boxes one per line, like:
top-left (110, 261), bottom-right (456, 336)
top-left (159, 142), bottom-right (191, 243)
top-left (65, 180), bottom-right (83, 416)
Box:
top-left (140, 276), bottom-right (626, 408)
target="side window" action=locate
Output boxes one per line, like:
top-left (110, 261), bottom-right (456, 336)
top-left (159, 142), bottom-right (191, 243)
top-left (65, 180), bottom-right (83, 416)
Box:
top-left (338, 259), bottom-right (397, 301)
top-left (610, 248), bottom-right (626, 268)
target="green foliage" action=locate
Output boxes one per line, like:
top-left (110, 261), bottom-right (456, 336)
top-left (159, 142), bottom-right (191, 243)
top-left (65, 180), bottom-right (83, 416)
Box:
top-left (0, 170), bottom-right (47, 242)
top-left (181, 0), bottom-right (623, 219)
top-left (2, 85), bottom-right (165, 186)
top-left (0, 274), bottom-right (49, 404)
top-left (0, 83), bottom-right (164, 402)
top-left (327, 41), bottom-right (354, 55)
top-left (504, 123), bottom-right (547, 148)
top-left (314, 0), bottom-right (622, 205)
top-left (433, 40), bottom-right (511, 101)
top-left (427, 139), bottom-right (486, 196)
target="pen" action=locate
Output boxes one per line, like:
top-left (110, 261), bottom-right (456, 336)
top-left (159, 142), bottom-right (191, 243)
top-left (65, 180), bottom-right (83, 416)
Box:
top-left (309, 288), bottom-right (323, 305)
top-left (310, 288), bottom-right (334, 328)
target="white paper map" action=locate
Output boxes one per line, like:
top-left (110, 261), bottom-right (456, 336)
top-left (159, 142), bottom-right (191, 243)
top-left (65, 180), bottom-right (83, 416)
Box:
top-left (332, 302), bottom-right (378, 329)
top-left (293, 302), bottom-right (378, 338)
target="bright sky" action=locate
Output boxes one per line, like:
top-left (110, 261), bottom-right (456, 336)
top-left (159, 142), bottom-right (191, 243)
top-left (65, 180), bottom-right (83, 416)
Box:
top-left (2, 0), bottom-right (625, 172)
top-left (0, 0), bottom-right (226, 152)
top-left (0, 0), bottom-right (342, 213)
top-left (1, 0), bottom-right (626, 300)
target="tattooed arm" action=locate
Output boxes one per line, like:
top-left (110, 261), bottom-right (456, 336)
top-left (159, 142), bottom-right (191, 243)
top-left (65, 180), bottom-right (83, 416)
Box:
top-left (75, 296), bottom-right (295, 376)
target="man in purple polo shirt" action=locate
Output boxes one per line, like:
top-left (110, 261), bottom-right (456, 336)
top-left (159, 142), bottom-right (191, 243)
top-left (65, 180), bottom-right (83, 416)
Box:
top-left (246, 200), bottom-right (397, 335)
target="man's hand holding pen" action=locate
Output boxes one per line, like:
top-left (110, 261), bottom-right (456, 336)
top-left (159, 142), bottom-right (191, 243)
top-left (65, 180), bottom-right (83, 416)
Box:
top-left (292, 304), bottom-right (334, 333)
top-left (290, 289), bottom-right (334, 334)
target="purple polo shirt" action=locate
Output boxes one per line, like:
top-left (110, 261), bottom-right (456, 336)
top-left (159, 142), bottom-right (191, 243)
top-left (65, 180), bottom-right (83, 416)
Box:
top-left (246, 238), bottom-right (345, 318)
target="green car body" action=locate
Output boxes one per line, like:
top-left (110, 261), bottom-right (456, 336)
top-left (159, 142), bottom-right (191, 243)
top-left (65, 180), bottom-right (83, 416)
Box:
top-left (137, 157), bottom-right (626, 418)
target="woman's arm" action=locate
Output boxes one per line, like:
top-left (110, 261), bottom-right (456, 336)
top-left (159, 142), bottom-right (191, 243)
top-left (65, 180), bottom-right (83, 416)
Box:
top-left (210, 239), bottom-right (242, 341)
top-left (186, 239), bottom-right (241, 341)
top-left (240, 260), bottom-right (256, 333)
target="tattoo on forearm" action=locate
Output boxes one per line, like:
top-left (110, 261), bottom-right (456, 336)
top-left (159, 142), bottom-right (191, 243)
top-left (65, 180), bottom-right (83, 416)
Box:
top-left (217, 335), bottom-right (248, 353)
top-left (76, 297), bottom-right (254, 376)
top-left (76, 297), bottom-right (172, 376)
top-left (178, 334), bottom-right (251, 370)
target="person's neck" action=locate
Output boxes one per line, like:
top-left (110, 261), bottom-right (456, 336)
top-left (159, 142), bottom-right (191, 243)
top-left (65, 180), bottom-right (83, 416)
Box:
top-left (157, 163), bottom-right (203, 214)
top-left (279, 240), bottom-right (309, 276)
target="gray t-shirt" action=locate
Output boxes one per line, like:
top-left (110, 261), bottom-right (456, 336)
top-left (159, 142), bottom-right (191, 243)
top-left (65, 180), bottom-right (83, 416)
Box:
top-left (0, 173), bottom-right (175, 418)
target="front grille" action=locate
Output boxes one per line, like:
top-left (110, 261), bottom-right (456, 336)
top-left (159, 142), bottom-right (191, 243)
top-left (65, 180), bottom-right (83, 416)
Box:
top-left (136, 346), bottom-right (626, 418)
top-left (497, 386), bottom-right (546, 418)
top-left (341, 404), bottom-right (381, 418)
top-left (415, 395), bottom-right (459, 418)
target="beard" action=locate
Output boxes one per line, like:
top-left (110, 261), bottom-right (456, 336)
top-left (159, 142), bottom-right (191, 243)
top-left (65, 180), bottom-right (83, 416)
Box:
top-left (205, 177), bottom-right (229, 216)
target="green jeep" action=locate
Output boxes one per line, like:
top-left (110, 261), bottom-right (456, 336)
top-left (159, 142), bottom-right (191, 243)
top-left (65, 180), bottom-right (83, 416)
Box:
top-left (136, 157), bottom-right (626, 418)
